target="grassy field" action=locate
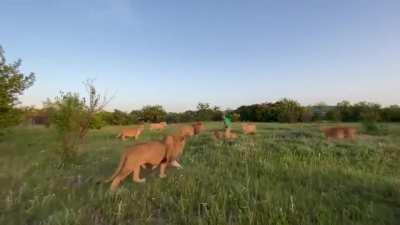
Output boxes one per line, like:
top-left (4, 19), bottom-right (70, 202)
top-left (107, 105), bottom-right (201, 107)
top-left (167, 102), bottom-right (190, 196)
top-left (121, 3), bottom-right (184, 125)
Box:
top-left (1, 122), bottom-right (400, 225)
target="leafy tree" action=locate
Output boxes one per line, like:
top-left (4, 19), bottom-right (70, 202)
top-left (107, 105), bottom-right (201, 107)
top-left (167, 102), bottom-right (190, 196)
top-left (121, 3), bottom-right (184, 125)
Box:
top-left (382, 105), bottom-right (400, 122)
top-left (0, 46), bottom-right (35, 127)
top-left (196, 102), bottom-right (214, 121)
top-left (180, 110), bottom-right (197, 122)
top-left (336, 101), bottom-right (353, 122)
top-left (275, 99), bottom-right (303, 123)
top-left (129, 110), bottom-right (142, 123)
top-left (300, 107), bottom-right (313, 122)
top-left (310, 102), bottom-right (332, 121)
top-left (109, 110), bottom-right (132, 125)
top-left (326, 109), bottom-right (341, 122)
top-left (141, 105), bottom-right (167, 122)
top-left (166, 112), bottom-right (182, 123)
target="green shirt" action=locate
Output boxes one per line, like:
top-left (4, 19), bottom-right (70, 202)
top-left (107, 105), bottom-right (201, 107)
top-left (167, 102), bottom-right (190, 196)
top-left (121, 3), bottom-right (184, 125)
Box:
top-left (223, 116), bottom-right (232, 128)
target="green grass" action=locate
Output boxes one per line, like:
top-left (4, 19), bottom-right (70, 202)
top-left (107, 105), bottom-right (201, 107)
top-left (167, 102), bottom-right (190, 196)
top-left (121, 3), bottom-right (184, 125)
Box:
top-left (1, 122), bottom-right (400, 225)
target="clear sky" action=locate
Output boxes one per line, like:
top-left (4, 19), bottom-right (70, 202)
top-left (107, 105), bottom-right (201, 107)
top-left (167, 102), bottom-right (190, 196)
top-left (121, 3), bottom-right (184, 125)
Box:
top-left (1, 0), bottom-right (399, 112)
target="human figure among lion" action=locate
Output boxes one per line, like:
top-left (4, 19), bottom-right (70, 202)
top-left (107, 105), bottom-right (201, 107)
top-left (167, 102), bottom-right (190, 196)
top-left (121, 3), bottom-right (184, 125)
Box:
top-left (213, 113), bottom-right (238, 140)
top-left (223, 113), bottom-right (232, 135)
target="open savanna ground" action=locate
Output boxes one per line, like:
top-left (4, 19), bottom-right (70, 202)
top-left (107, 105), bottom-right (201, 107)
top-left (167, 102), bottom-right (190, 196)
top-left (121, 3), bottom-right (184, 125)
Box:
top-left (1, 122), bottom-right (400, 225)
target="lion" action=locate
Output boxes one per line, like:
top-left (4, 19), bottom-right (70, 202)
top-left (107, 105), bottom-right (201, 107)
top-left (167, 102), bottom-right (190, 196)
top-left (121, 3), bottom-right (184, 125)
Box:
top-left (106, 135), bottom-right (187, 190)
top-left (321, 127), bottom-right (357, 140)
top-left (150, 122), bottom-right (167, 131)
top-left (241, 123), bottom-right (256, 135)
top-left (214, 130), bottom-right (238, 140)
top-left (193, 122), bottom-right (204, 135)
top-left (343, 127), bottom-right (357, 139)
top-left (163, 134), bottom-right (187, 169)
top-left (142, 134), bottom-right (187, 170)
top-left (179, 125), bottom-right (195, 137)
top-left (116, 125), bottom-right (144, 141)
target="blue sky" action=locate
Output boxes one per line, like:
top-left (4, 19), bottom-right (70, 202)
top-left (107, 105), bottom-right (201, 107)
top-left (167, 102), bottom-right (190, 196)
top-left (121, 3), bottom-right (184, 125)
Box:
top-left (1, 0), bottom-right (399, 112)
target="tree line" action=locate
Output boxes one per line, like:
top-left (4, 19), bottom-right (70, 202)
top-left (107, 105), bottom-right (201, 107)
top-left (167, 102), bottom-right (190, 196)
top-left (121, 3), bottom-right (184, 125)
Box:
top-left (20, 99), bottom-right (400, 128)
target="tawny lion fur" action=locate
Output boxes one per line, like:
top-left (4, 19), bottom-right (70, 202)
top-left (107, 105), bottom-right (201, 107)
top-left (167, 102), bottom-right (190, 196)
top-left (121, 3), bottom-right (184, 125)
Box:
top-left (193, 122), bottom-right (205, 135)
top-left (106, 135), bottom-right (187, 190)
top-left (214, 130), bottom-right (238, 140)
top-left (116, 125), bottom-right (144, 140)
top-left (241, 123), bottom-right (257, 135)
top-left (179, 125), bottom-right (195, 137)
top-left (164, 134), bottom-right (187, 169)
top-left (321, 127), bottom-right (357, 140)
top-left (150, 122), bottom-right (167, 131)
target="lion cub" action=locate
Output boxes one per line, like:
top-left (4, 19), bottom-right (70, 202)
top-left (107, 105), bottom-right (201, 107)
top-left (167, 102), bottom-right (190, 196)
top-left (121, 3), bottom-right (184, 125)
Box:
top-left (106, 135), bottom-right (187, 190)
top-left (117, 125), bottom-right (144, 141)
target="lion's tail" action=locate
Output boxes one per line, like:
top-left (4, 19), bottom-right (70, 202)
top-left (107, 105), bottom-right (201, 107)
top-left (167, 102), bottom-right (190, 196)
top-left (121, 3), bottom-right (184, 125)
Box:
top-left (105, 153), bottom-right (128, 183)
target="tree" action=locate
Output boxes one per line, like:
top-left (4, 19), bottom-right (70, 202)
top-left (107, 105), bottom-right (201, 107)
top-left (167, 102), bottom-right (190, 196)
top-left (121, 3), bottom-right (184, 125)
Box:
top-left (326, 109), bottom-right (341, 122)
top-left (336, 101), bottom-right (352, 122)
top-left (382, 105), bottom-right (400, 122)
top-left (310, 102), bottom-right (331, 121)
top-left (141, 105), bottom-right (167, 122)
top-left (275, 99), bottom-right (303, 123)
top-left (0, 46), bottom-right (35, 127)
top-left (109, 110), bottom-right (133, 125)
top-left (195, 103), bottom-right (224, 121)
top-left (196, 102), bottom-right (214, 121)
top-left (129, 110), bottom-right (142, 123)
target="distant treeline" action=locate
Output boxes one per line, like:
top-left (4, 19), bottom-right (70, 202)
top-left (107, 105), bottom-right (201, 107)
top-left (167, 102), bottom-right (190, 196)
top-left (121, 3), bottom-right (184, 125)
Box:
top-left (22, 99), bottom-right (400, 127)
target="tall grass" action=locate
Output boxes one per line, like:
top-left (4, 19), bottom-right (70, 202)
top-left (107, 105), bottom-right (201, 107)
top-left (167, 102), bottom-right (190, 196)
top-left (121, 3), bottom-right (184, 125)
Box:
top-left (1, 123), bottom-right (400, 225)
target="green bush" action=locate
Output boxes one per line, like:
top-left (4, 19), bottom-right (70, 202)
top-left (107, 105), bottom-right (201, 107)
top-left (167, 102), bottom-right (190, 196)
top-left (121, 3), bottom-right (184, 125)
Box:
top-left (89, 113), bottom-right (107, 129)
top-left (52, 93), bottom-right (86, 160)
top-left (51, 81), bottom-right (110, 162)
top-left (362, 121), bottom-right (388, 136)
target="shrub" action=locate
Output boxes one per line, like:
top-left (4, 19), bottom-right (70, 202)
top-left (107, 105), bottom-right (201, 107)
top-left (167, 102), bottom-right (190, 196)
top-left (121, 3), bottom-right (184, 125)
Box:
top-left (89, 113), bottom-right (107, 129)
top-left (51, 81), bottom-right (110, 162)
top-left (361, 109), bottom-right (387, 135)
top-left (52, 93), bottom-right (86, 160)
top-left (361, 120), bottom-right (388, 136)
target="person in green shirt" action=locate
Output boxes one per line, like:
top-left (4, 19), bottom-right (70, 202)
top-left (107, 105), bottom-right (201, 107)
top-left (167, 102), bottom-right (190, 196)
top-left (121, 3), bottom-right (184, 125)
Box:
top-left (223, 113), bottom-right (232, 134)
